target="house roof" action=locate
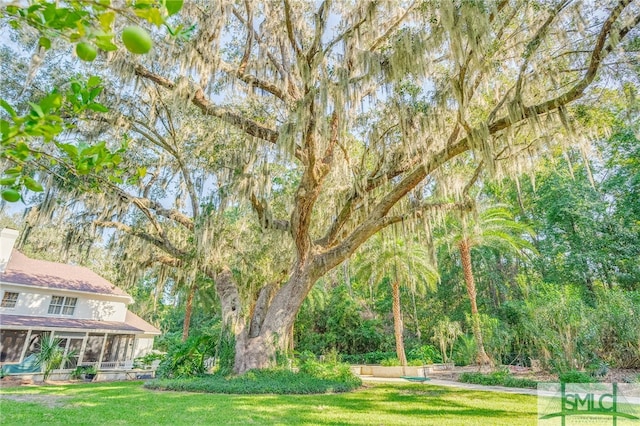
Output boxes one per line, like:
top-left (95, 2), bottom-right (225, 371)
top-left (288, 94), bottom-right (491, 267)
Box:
top-left (124, 310), bottom-right (161, 335)
top-left (0, 312), bottom-right (161, 335)
top-left (1, 251), bottom-right (131, 301)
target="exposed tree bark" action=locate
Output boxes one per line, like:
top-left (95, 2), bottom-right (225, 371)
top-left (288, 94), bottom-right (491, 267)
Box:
top-left (391, 280), bottom-right (408, 366)
top-left (458, 239), bottom-right (493, 366)
top-left (182, 285), bottom-right (195, 342)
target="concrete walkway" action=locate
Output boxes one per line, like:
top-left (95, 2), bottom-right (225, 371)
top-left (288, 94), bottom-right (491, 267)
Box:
top-left (360, 375), bottom-right (540, 395)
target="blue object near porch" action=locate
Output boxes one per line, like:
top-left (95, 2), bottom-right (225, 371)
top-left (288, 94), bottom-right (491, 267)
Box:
top-left (1, 353), bottom-right (41, 374)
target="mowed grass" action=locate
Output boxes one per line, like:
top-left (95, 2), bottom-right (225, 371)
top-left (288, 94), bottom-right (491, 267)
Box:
top-left (0, 380), bottom-right (538, 425)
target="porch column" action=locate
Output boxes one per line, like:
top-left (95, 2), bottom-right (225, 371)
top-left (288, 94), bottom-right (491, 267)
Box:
top-left (97, 333), bottom-right (108, 368)
top-left (76, 332), bottom-right (89, 365)
top-left (132, 337), bottom-right (139, 360)
top-left (18, 329), bottom-right (33, 363)
top-left (125, 336), bottom-right (133, 362)
top-left (61, 338), bottom-right (71, 369)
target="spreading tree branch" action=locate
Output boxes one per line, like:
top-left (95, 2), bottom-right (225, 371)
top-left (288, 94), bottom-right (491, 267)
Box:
top-left (134, 65), bottom-right (280, 144)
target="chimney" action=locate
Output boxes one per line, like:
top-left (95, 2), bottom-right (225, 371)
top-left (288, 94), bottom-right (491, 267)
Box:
top-left (0, 228), bottom-right (19, 272)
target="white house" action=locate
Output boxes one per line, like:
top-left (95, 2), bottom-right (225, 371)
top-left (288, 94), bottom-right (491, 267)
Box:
top-left (0, 228), bottom-right (160, 371)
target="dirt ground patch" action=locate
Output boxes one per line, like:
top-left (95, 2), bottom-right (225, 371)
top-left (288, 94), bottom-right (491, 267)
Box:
top-left (0, 393), bottom-right (69, 408)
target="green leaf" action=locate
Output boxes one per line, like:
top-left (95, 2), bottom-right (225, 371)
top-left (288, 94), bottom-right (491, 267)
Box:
top-left (134, 8), bottom-right (163, 26)
top-left (28, 102), bottom-right (44, 117)
top-left (93, 37), bottom-right (118, 52)
top-left (99, 11), bottom-right (116, 32)
top-left (87, 76), bottom-right (102, 88)
top-left (23, 176), bottom-right (43, 192)
top-left (137, 166), bottom-right (147, 178)
top-left (39, 93), bottom-right (63, 113)
top-left (88, 87), bottom-right (103, 101)
top-left (57, 143), bottom-right (78, 160)
top-left (0, 177), bottom-right (17, 186)
top-left (165, 0), bottom-right (183, 16)
top-left (0, 99), bottom-right (17, 118)
top-left (0, 119), bottom-right (10, 138)
top-left (13, 141), bottom-right (31, 159)
top-left (86, 103), bottom-right (109, 113)
top-left (38, 36), bottom-right (51, 50)
top-left (1, 188), bottom-right (21, 202)
top-left (3, 167), bottom-right (22, 176)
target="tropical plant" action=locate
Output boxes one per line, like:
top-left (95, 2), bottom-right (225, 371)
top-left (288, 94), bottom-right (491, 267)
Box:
top-left (439, 204), bottom-right (535, 365)
top-left (453, 335), bottom-right (477, 367)
top-left (156, 334), bottom-right (216, 379)
top-left (355, 233), bottom-right (438, 366)
top-left (432, 318), bottom-right (462, 364)
top-left (408, 344), bottom-right (442, 365)
top-left (35, 334), bottom-right (75, 380)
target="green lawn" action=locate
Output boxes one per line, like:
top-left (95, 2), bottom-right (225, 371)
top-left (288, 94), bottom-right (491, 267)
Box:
top-left (0, 381), bottom-right (538, 425)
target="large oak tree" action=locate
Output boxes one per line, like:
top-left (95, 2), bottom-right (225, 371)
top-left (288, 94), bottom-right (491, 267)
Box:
top-left (3, 0), bottom-right (639, 373)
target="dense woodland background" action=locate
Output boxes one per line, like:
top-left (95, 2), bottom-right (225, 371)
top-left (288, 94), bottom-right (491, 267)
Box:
top-left (4, 124), bottom-right (639, 372)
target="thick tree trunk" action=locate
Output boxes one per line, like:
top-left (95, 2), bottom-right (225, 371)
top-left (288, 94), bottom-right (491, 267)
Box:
top-left (391, 281), bottom-right (407, 366)
top-left (217, 261), bottom-right (320, 374)
top-left (182, 286), bottom-right (195, 342)
top-left (458, 239), bottom-right (493, 366)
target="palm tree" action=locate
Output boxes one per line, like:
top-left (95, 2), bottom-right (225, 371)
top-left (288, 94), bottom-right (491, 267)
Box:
top-left (35, 334), bottom-right (76, 381)
top-left (355, 233), bottom-right (439, 366)
top-left (441, 204), bottom-right (535, 365)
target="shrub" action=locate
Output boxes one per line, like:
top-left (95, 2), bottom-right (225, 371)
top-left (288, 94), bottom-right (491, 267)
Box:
top-left (340, 351), bottom-right (396, 364)
top-left (452, 335), bottom-right (476, 366)
top-left (408, 345), bottom-right (442, 364)
top-left (380, 357), bottom-right (401, 366)
top-left (69, 365), bottom-right (96, 380)
top-left (145, 368), bottom-right (362, 395)
top-left (298, 350), bottom-right (359, 385)
top-left (133, 352), bottom-right (165, 369)
top-left (586, 360), bottom-right (609, 378)
top-left (156, 334), bottom-right (216, 379)
top-left (70, 366), bottom-right (84, 380)
top-left (558, 370), bottom-right (597, 383)
top-left (458, 371), bottom-right (537, 389)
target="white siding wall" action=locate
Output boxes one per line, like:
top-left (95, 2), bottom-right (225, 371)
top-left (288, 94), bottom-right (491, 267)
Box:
top-left (0, 283), bottom-right (127, 321)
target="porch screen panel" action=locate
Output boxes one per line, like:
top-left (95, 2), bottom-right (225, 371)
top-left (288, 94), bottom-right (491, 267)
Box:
top-left (102, 335), bottom-right (116, 362)
top-left (24, 331), bottom-right (44, 357)
top-left (0, 330), bottom-right (27, 363)
top-left (83, 334), bottom-right (105, 362)
top-left (66, 338), bottom-right (83, 368)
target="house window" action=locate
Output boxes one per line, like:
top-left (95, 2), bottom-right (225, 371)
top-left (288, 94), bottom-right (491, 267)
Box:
top-left (48, 296), bottom-right (77, 315)
top-left (1, 292), bottom-right (19, 308)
